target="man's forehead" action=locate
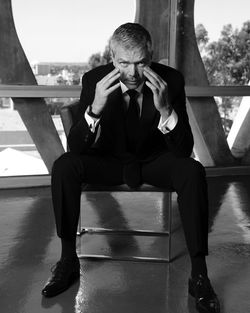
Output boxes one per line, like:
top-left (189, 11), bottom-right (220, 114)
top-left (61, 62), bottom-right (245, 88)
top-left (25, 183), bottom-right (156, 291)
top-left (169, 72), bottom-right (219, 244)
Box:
top-left (114, 45), bottom-right (149, 60)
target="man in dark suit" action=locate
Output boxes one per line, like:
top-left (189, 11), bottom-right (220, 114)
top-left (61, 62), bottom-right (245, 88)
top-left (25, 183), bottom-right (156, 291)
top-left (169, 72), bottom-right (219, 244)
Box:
top-left (42, 23), bottom-right (220, 313)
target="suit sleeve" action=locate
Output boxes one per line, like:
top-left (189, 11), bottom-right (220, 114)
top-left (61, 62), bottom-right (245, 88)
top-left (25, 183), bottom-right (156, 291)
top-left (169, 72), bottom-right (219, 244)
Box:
top-left (163, 73), bottom-right (194, 157)
top-left (67, 74), bottom-right (98, 154)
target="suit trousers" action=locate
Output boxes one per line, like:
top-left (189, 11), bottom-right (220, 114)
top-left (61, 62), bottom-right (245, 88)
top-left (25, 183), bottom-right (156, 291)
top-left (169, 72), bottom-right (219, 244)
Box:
top-left (51, 151), bottom-right (208, 257)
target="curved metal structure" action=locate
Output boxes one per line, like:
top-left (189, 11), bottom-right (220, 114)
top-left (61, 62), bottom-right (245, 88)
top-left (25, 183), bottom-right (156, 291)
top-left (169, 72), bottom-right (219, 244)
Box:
top-left (136, 0), bottom-right (236, 166)
top-left (0, 0), bottom-right (64, 172)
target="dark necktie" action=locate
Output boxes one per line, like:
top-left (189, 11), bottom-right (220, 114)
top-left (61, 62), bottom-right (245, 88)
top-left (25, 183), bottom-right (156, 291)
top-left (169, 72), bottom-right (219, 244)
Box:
top-left (125, 89), bottom-right (140, 153)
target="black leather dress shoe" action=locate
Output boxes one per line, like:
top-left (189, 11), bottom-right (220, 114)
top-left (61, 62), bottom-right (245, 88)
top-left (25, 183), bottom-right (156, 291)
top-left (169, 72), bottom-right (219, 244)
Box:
top-left (188, 275), bottom-right (220, 313)
top-left (42, 257), bottom-right (80, 297)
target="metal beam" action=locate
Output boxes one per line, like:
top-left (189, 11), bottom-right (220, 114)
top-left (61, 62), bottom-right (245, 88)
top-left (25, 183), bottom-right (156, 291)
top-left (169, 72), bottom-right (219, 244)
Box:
top-left (175, 0), bottom-right (235, 165)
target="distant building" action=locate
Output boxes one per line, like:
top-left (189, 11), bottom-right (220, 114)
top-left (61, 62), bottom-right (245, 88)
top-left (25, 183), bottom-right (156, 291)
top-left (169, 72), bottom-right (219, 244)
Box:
top-left (35, 75), bottom-right (58, 85)
top-left (31, 61), bottom-right (88, 76)
top-left (32, 62), bottom-right (51, 75)
top-left (0, 98), bottom-right (13, 109)
top-left (31, 61), bottom-right (88, 85)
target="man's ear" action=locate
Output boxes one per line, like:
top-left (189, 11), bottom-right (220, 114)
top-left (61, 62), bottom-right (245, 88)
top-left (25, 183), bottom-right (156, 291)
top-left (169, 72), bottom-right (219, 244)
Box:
top-left (149, 50), bottom-right (153, 63)
top-left (110, 50), bottom-right (116, 66)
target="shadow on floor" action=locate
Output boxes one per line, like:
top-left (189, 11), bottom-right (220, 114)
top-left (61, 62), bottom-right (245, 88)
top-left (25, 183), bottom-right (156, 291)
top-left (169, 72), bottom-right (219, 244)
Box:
top-left (0, 176), bottom-right (250, 312)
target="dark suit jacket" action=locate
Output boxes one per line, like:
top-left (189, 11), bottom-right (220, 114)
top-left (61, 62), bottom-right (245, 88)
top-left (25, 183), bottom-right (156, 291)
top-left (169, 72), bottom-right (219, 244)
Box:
top-left (68, 62), bottom-right (194, 162)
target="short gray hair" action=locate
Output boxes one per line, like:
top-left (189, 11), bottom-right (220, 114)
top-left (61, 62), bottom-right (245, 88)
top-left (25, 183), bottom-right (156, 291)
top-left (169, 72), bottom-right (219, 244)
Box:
top-left (110, 23), bottom-right (152, 55)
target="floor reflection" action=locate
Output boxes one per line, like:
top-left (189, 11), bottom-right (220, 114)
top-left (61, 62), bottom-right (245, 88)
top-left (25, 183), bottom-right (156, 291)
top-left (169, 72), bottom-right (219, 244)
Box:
top-left (1, 176), bottom-right (250, 312)
top-left (208, 177), bottom-right (250, 246)
top-left (229, 182), bottom-right (250, 244)
top-left (0, 189), bottom-right (55, 313)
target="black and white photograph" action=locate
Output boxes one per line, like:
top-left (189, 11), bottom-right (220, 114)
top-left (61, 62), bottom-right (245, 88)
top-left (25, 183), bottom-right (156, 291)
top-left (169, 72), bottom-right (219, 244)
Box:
top-left (0, 1), bottom-right (250, 312)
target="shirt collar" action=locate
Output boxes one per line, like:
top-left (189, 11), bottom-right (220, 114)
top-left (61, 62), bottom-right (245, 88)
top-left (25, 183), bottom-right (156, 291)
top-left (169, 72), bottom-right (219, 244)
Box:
top-left (120, 81), bottom-right (144, 94)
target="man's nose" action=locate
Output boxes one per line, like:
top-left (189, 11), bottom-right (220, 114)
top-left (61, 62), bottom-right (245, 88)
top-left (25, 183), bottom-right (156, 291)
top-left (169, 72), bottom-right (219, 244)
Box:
top-left (128, 64), bottom-right (137, 76)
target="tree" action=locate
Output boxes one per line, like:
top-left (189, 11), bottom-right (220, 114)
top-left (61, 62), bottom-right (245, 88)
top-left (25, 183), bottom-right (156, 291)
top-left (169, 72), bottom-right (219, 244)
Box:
top-left (232, 21), bottom-right (250, 85)
top-left (102, 44), bottom-right (112, 64)
top-left (199, 22), bottom-right (250, 86)
top-left (195, 23), bottom-right (209, 54)
top-left (195, 21), bottom-right (250, 135)
top-left (87, 52), bottom-right (103, 69)
top-left (87, 44), bottom-right (111, 70)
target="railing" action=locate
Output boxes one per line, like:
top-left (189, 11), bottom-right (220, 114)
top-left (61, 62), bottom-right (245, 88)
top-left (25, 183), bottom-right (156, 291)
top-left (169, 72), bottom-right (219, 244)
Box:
top-left (1, 84), bottom-right (250, 98)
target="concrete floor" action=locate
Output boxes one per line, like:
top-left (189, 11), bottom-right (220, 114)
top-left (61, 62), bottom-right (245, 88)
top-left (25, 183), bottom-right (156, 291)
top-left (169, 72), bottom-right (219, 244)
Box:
top-left (0, 175), bottom-right (250, 313)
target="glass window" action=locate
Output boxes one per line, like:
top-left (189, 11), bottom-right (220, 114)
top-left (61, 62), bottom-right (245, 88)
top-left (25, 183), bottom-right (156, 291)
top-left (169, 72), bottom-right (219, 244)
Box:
top-left (1, 0), bottom-right (135, 177)
top-left (0, 97), bottom-right (67, 176)
top-left (213, 96), bottom-right (247, 137)
top-left (12, 0), bottom-right (136, 85)
top-left (195, 0), bottom-right (250, 86)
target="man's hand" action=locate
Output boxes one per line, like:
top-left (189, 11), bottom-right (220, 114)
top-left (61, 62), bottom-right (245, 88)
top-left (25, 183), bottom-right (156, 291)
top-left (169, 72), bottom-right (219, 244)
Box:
top-left (143, 67), bottom-right (172, 119)
top-left (91, 68), bottom-right (120, 115)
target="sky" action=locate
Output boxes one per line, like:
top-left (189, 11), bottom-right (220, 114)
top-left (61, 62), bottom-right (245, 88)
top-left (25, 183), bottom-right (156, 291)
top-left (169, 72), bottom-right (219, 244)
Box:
top-left (11, 0), bottom-right (250, 63)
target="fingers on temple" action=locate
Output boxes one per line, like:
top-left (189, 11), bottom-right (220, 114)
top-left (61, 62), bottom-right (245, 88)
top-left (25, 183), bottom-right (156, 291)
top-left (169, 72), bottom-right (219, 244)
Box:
top-left (144, 67), bottom-right (167, 88)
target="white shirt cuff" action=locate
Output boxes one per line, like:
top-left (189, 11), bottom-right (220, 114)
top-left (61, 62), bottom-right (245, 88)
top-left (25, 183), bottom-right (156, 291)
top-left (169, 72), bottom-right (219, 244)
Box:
top-left (158, 109), bottom-right (178, 134)
top-left (84, 108), bottom-right (100, 133)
